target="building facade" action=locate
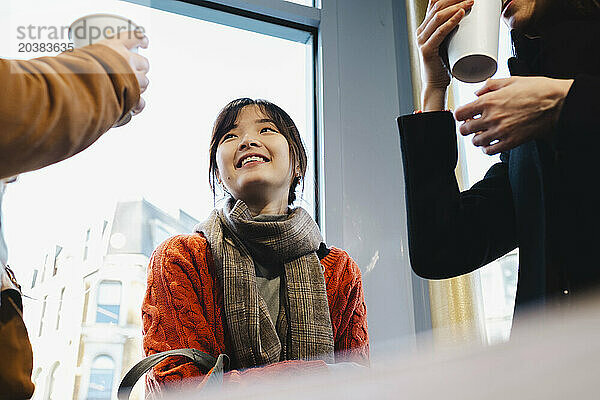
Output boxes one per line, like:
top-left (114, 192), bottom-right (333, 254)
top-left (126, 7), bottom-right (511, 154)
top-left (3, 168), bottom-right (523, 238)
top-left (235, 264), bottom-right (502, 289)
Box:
top-left (25, 200), bottom-right (198, 400)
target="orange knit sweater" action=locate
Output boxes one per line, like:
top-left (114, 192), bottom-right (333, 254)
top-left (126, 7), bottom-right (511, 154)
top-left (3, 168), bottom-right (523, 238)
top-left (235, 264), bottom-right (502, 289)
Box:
top-left (142, 233), bottom-right (369, 391)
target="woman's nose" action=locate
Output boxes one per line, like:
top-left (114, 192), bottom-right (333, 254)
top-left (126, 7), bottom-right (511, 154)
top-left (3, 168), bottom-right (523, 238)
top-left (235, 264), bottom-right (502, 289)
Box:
top-left (238, 135), bottom-right (261, 151)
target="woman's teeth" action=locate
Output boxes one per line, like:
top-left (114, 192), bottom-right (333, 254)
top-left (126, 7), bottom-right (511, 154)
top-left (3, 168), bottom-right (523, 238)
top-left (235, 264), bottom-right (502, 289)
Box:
top-left (242, 156), bottom-right (267, 166)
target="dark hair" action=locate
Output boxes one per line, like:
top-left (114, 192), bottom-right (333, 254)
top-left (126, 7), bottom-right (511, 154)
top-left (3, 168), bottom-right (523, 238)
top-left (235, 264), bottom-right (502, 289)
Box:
top-left (534, 0), bottom-right (600, 28)
top-left (208, 98), bottom-right (307, 205)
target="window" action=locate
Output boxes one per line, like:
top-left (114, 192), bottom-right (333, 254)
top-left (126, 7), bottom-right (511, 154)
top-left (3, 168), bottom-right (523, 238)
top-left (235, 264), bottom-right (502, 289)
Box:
top-left (3, 0), bottom-right (317, 270)
top-left (32, 368), bottom-right (42, 399)
top-left (82, 282), bottom-right (91, 324)
top-left (83, 228), bottom-right (91, 261)
top-left (30, 269), bottom-right (38, 288)
top-left (4, 0), bottom-right (319, 397)
top-left (40, 254), bottom-right (48, 283)
top-left (38, 295), bottom-right (47, 337)
top-left (95, 281), bottom-right (121, 324)
top-left (453, 21), bottom-right (519, 344)
top-left (285, 0), bottom-right (315, 6)
top-left (52, 245), bottom-right (62, 276)
top-left (44, 362), bottom-right (59, 400)
top-left (56, 287), bottom-right (65, 330)
top-left (86, 356), bottom-right (115, 400)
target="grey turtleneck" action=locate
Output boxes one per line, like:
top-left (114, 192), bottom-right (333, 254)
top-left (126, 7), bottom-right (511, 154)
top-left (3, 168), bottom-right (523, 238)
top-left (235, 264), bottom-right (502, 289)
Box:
top-left (250, 213), bottom-right (288, 325)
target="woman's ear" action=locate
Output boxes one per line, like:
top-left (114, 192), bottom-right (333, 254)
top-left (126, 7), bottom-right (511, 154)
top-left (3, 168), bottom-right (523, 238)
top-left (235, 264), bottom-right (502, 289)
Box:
top-left (293, 158), bottom-right (301, 178)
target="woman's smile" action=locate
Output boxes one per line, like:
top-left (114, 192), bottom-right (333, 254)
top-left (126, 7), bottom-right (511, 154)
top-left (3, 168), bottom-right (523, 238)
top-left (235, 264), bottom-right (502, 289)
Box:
top-left (236, 153), bottom-right (271, 169)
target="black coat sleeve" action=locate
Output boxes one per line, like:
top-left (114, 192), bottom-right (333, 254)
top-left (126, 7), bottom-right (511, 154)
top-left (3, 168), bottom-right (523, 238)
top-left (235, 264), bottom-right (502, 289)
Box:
top-left (555, 74), bottom-right (600, 154)
top-left (398, 111), bottom-right (517, 279)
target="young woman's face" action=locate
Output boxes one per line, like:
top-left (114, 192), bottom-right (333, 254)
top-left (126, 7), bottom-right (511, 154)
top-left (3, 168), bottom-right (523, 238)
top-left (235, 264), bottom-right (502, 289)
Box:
top-left (502, 0), bottom-right (537, 31)
top-left (216, 105), bottom-right (295, 204)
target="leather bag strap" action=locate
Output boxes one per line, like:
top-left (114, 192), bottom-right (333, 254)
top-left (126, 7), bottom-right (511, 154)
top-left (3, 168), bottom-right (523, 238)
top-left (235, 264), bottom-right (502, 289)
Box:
top-left (117, 349), bottom-right (228, 400)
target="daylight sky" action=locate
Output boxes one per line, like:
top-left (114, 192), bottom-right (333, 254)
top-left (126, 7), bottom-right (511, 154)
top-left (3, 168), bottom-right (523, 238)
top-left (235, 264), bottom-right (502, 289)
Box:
top-left (1, 0), bottom-right (312, 285)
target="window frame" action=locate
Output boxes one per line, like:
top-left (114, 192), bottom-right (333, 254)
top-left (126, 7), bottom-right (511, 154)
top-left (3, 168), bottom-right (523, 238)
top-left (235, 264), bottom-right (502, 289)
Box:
top-left (119, 0), bottom-right (426, 350)
top-left (85, 355), bottom-right (116, 400)
top-left (95, 280), bottom-right (122, 325)
top-left (121, 0), bottom-right (321, 223)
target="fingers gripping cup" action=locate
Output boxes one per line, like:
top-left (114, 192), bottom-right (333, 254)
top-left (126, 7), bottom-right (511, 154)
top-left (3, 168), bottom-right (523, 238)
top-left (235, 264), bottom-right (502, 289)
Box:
top-left (446, 0), bottom-right (503, 83)
top-left (69, 14), bottom-right (144, 127)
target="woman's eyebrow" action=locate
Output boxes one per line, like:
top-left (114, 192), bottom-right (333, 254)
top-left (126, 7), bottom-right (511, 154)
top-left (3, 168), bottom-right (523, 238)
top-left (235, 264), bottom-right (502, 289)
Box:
top-left (230, 119), bottom-right (275, 129)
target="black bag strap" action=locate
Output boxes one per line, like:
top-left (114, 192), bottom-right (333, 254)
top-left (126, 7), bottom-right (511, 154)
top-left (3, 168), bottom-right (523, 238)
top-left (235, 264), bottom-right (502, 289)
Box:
top-left (117, 349), bottom-right (229, 400)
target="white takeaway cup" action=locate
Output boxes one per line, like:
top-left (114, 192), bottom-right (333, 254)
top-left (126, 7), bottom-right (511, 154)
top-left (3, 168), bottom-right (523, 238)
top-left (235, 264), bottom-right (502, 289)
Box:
top-left (446, 0), bottom-right (503, 83)
top-left (69, 14), bottom-right (144, 127)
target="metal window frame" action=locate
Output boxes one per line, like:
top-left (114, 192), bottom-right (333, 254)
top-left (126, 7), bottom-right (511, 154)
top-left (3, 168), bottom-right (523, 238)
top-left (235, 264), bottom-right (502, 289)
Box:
top-left (122, 0), bottom-right (319, 42)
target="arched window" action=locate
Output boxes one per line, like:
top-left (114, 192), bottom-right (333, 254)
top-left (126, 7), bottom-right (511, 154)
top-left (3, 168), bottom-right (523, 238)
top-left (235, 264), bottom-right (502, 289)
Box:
top-left (95, 281), bottom-right (121, 324)
top-left (44, 362), bottom-right (59, 400)
top-left (86, 356), bottom-right (115, 400)
top-left (32, 368), bottom-right (42, 399)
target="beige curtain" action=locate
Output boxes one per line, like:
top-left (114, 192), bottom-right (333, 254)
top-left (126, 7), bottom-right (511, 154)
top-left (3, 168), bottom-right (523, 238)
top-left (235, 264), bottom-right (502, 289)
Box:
top-left (404, 0), bottom-right (487, 346)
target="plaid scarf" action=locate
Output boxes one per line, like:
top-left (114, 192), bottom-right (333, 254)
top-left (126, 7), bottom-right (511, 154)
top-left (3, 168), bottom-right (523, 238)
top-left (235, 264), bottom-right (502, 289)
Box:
top-left (196, 198), bottom-right (334, 369)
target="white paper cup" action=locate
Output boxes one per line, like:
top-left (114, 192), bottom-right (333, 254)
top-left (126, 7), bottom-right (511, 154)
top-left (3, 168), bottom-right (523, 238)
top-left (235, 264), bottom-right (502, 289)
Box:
top-left (69, 14), bottom-right (142, 48)
top-left (446, 0), bottom-right (503, 83)
top-left (69, 14), bottom-right (144, 127)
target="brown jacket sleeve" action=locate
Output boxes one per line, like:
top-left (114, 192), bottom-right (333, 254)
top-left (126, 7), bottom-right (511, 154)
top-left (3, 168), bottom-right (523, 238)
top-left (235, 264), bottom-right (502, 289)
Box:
top-left (0, 45), bottom-right (140, 179)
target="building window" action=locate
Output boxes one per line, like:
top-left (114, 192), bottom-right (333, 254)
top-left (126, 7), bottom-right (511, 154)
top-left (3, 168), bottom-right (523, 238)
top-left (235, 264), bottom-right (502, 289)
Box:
top-left (101, 220), bottom-right (109, 237)
top-left (56, 287), bottom-right (65, 330)
top-left (86, 356), bottom-right (115, 400)
top-left (31, 269), bottom-right (38, 289)
top-left (44, 362), bottom-right (59, 400)
top-left (83, 228), bottom-right (91, 261)
top-left (40, 254), bottom-right (48, 283)
top-left (32, 367), bottom-right (42, 399)
top-left (38, 295), bottom-right (47, 337)
top-left (95, 281), bottom-right (121, 324)
top-left (52, 245), bottom-right (62, 277)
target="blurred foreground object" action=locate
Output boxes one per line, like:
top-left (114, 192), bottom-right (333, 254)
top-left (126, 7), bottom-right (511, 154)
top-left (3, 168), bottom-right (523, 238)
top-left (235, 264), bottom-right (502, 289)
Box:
top-left (0, 29), bottom-right (147, 399)
top-left (0, 33), bottom-right (147, 178)
top-left (160, 291), bottom-right (600, 399)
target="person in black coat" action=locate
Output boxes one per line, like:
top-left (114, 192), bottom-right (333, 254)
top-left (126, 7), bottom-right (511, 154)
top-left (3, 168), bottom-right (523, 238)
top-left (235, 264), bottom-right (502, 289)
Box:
top-left (398, 0), bottom-right (600, 310)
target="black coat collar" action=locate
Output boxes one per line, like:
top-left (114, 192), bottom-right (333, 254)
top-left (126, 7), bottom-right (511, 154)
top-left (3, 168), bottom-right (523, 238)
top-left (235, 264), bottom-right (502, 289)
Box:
top-left (508, 20), bottom-right (600, 78)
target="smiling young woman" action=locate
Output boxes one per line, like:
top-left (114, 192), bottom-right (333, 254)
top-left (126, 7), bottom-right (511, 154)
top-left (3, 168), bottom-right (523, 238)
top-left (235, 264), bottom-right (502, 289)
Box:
top-left (141, 98), bottom-right (369, 394)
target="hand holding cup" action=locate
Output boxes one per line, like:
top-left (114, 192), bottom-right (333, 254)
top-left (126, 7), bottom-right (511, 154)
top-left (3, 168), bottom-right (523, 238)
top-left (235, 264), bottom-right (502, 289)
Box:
top-left (417, 0), bottom-right (474, 111)
top-left (69, 14), bottom-right (149, 126)
top-left (96, 32), bottom-right (150, 116)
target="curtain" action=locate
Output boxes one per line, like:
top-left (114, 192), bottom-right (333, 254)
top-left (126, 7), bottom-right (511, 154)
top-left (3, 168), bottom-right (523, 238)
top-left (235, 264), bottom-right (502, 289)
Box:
top-left (403, 0), bottom-right (487, 346)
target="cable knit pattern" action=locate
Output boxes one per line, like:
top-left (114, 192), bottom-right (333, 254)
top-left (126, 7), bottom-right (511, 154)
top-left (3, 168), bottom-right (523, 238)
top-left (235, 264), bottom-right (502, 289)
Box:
top-left (142, 234), bottom-right (369, 393)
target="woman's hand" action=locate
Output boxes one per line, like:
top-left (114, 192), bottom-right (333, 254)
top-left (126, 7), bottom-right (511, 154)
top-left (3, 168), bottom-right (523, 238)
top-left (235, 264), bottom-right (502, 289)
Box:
top-left (417, 0), bottom-right (473, 111)
top-left (454, 76), bottom-right (574, 155)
